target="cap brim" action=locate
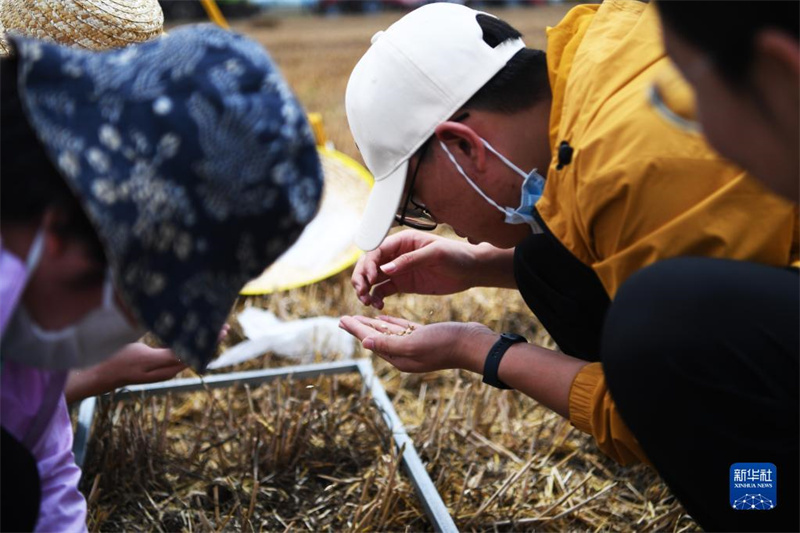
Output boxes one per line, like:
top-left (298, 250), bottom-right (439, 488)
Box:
top-left (355, 161), bottom-right (409, 251)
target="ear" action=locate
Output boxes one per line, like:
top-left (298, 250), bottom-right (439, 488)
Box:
top-left (38, 208), bottom-right (101, 280)
top-left (757, 30), bottom-right (800, 78)
top-left (40, 209), bottom-right (68, 260)
top-left (752, 30), bottom-right (800, 138)
top-left (433, 121), bottom-right (488, 172)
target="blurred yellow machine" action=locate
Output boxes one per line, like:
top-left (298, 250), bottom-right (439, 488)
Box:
top-left (199, 0), bottom-right (231, 28)
top-left (240, 114), bottom-right (373, 295)
top-left (198, 2), bottom-right (373, 295)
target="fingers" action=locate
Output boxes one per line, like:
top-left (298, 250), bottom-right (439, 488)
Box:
top-left (361, 330), bottom-right (403, 354)
top-left (380, 247), bottom-right (422, 276)
top-left (339, 315), bottom-right (414, 361)
top-left (352, 256), bottom-right (373, 305)
top-left (369, 279), bottom-right (398, 310)
top-left (363, 253), bottom-right (383, 289)
top-left (339, 315), bottom-right (408, 340)
top-left (340, 314), bottom-right (427, 373)
top-left (365, 250), bottom-right (431, 308)
top-left (376, 315), bottom-right (423, 329)
top-left (141, 348), bottom-right (186, 372)
top-left (352, 253), bottom-right (388, 307)
top-left (351, 315), bottom-right (409, 336)
top-left (351, 231), bottom-right (431, 308)
top-left (339, 315), bottom-right (379, 341)
top-left (143, 362), bottom-right (186, 383)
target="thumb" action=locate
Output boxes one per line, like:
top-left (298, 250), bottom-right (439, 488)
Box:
top-left (362, 334), bottom-right (399, 355)
top-left (380, 248), bottom-right (427, 276)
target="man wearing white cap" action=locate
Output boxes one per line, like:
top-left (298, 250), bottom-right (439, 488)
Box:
top-left (340, 1), bottom-right (797, 468)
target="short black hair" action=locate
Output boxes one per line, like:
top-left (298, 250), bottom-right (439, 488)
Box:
top-left (1, 57), bottom-right (107, 265)
top-left (463, 14), bottom-right (550, 114)
top-left (413, 13), bottom-right (549, 162)
top-left (657, 0), bottom-right (800, 85)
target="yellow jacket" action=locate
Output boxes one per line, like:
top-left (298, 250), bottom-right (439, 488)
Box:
top-left (536, 1), bottom-right (799, 464)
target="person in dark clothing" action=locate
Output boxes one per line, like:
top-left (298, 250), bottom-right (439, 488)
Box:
top-left (602, 2), bottom-right (799, 531)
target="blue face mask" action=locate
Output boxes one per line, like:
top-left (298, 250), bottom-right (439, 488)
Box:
top-left (439, 138), bottom-right (545, 233)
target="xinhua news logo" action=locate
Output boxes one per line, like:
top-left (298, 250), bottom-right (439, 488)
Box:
top-left (730, 463), bottom-right (777, 510)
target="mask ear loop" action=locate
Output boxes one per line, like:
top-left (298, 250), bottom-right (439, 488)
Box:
top-left (480, 138), bottom-right (534, 180)
top-left (103, 268), bottom-right (142, 335)
top-left (25, 228), bottom-right (46, 272)
top-left (438, 141), bottom-right (510, 216)
top-left (102, 268), bottom-right (116, 309)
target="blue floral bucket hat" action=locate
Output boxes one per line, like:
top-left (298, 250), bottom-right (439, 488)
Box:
top-left (9, 25), bottom-right (323, 372)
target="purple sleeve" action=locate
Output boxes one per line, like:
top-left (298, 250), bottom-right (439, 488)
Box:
top-left (1, 362), bottom-right (88, 532)
top-left (33, 396), bottom-right (88, 533)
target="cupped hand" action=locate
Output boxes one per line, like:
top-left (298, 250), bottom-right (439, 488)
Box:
top-left (351, 231), bottom-right (484, 310)
top-left (65, 343), bottom-right (187, 404)
top-left (65, 325), bottom-right (231, 404)
top-left (339, 314), bottom-right (495, 374)
top-left (114, 324), bottom-right (229, 386)
top-left (110, 344), bottom-right (188, 388)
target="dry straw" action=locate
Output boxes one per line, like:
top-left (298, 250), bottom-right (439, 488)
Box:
top-left (81, 374), bottom-right (430, 532)
top-left (81, 272), bottom-right (699, 532)
top-left (0, 0), bottom-right (163, 56)
top-left (79, 359), bottom-right (700, 532)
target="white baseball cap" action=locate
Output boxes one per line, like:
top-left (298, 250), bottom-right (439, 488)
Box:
top-left (345, 2), bottom-right (525, 251)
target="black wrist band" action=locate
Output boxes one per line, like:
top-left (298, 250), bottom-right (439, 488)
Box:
top-left (482, 333), bottom-right (527, 390)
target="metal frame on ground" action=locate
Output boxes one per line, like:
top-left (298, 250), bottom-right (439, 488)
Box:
top-left (73, 359), bottom-right (459, 533)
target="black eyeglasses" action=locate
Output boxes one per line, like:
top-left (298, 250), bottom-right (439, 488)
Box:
top-left (395, 140), bottom-right (437, 231)
top-left (394, 112), bottom-right (470, 231)
top-left (394, 111), bottom-right (469, 231)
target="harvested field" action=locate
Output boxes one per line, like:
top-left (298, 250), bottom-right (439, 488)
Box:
top-left (82, 374), bottom-right (431, 532)
top-left (79, 6), bottom-right (699, 532)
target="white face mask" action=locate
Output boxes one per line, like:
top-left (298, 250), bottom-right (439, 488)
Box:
top-left (439, 137), bottom-right (546, 233)
top-left (0, 229), bottom-right (146, 369)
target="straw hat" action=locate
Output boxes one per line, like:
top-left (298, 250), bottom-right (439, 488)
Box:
top-left (0, 0), bottom-right (164, 56)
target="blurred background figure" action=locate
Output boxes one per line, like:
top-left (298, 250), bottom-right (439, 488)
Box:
top-left (600, 2), bottom-right (798, 531)
top-left (655, 1), bottom-right (798, 202)
top-left (189, 0), bottom-right (546, 19)
top-left (0, 11), bottom-right (322, 531)
top-left (0, 0), bottom-right (188, 404)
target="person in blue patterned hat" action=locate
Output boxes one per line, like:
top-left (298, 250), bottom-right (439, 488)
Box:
top-left (0, 25), bottom-right (322, 531)
top-left (0, 0), bottom-right (193, 411)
